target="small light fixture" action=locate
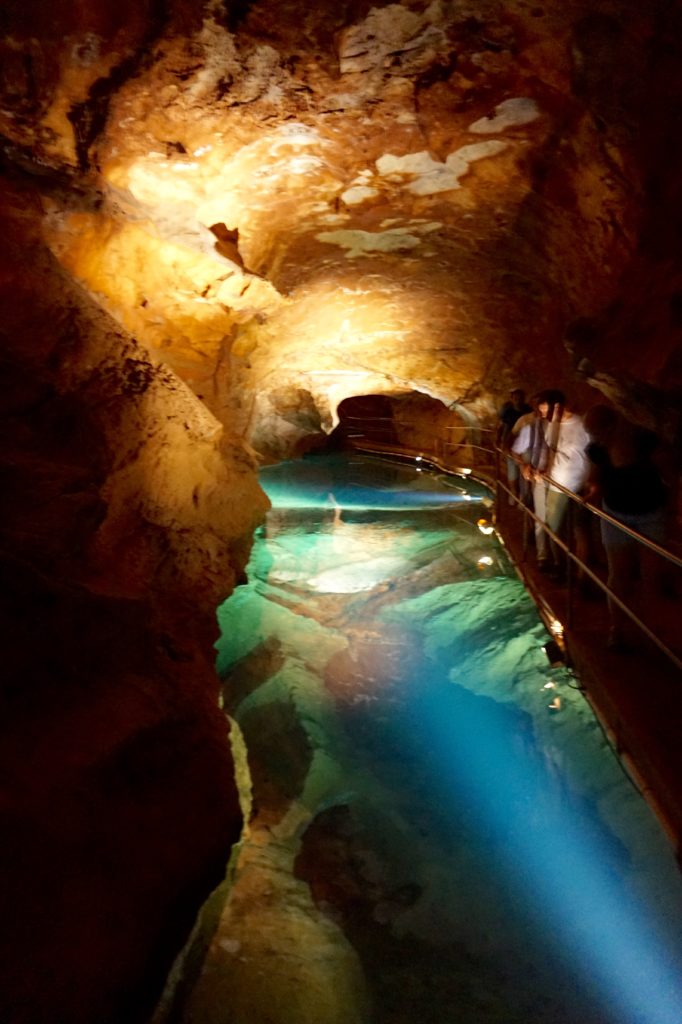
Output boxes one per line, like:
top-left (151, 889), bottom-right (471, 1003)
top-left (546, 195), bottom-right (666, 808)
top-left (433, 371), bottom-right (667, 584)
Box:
top-left (548, 696), bottom-right (562, 712)
top-left (477, 518), bottom-right (494, 535)
top-left (461, 468), bottom-right (472, 475)
top-left (477, 556), bottom-right (494, 568)
top-left (415, 455), bottom-right (423, 462)
top-left (550, 618), bottom-right (564, 637)
top-left (543, 680), bottom-right (556, 690)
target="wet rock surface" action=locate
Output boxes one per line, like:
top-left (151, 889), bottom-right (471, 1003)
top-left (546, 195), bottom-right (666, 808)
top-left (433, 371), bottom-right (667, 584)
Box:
top-left (2, 1), bottom-right (682, 1020)
top-left (0, 180), bottom-right (264, 1024)
top-left (185, 457), bottom-right (682, 1024)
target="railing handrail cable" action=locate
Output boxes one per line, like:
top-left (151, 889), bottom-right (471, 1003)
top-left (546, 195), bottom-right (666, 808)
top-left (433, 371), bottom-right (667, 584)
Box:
top-left (338, 426), bottom-right (681, 569)
top-left (341, 429), bottom-right (681, 673)
top-left (497, 444), bottom-right (682, 571)
top-left (496, 475), bottom-right (682, 673)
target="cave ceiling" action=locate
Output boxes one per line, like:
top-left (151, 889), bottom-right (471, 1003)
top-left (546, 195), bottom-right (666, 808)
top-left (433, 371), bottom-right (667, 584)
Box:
top-left (2, 0), bottom-right (681, 454)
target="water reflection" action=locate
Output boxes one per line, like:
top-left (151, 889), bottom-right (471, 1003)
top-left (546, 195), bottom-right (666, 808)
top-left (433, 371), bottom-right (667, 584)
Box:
top-left (216, 454), bottom-right (682, 1024)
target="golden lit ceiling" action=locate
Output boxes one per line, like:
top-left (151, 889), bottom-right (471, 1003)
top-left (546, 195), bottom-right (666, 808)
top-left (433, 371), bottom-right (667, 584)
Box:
top-left (6, 0), bottom-right (646, 453)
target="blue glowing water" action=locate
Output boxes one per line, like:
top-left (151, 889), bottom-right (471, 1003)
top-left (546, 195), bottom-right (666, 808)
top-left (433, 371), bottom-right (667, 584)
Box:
top-left (259, 454), bottom-right (480, 510)
top-left (217, 453), bottom-right (682, 1024)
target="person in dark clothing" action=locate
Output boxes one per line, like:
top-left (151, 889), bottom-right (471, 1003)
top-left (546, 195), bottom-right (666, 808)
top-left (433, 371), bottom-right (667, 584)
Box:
top-left (497, 389), bottom-right (532, 505)
top-left (584, 405), bottom-right (670, 650)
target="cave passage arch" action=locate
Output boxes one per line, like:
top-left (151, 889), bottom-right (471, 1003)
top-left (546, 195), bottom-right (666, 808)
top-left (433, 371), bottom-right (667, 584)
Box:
top-left (328, 391), bottom-right (479, 469)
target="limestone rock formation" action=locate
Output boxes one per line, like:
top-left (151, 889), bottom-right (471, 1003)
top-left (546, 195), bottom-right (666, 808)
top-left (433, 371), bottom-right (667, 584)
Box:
top-left (0, 179), bottom-right (266, 1023)
top-left (4, 0), bottom-right (681, 453)
top-left (2, 0), bottom-right (682, 1021)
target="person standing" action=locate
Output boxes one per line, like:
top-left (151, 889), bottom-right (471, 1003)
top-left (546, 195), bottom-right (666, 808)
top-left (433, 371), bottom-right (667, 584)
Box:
top-left (524, 391), bottom-right (591, 574)
top-left (510, 392), bottom-right (542, 509)
top-left (496, 389), bottom-right (532, 505)
top-left (584, 405), bottom-right (670, 650)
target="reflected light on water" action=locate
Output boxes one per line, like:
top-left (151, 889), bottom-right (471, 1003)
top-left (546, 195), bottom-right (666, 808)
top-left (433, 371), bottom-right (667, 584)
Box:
top-left (220, 453), bottom-right (682, 1024)
top-left (267, 489), bottom-right (481, 510)
top-left (418, 667), bottom-right (682, 1024)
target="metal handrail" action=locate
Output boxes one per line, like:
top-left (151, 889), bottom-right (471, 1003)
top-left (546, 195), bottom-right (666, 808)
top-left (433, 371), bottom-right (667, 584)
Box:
top-left (492, 441), bottom-right (682, 674)
top-left (496, 473), bottom-right (682, 673)
top-left (341, 414), bottom-right (497, 433)
top-left (342, 426), bottom-right (681, 672)
top-left (339, 420), bottom-right (680, 567)
top-left (499, 445), bottom-right (682, 570)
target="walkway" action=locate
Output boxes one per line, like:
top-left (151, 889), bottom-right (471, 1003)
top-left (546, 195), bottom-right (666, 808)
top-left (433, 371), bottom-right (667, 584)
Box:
top-left (495, 498), bottom-right (682, 857)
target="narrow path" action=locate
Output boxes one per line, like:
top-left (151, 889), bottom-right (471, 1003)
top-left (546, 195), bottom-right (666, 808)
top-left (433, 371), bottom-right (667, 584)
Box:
top-left (495, 500), bottom-right (682, 851)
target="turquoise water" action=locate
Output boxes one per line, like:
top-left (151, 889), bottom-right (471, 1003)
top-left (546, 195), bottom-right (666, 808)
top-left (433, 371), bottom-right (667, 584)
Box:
top-left (216, 453), bottom-right (682, 1024)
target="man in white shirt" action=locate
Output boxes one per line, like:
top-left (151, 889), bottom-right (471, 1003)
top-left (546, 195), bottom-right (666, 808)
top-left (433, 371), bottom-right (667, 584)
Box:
top-left (511, 395), bottom-right (544, 510)
top-left (522, 391), bottom-right (591, 573)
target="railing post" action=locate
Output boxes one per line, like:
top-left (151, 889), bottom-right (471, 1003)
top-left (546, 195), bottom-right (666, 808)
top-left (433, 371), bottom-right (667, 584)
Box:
top-left (494, 443), bottom-right (501, 526)
top-left (566, 499), bottom-right (574, 630)
top-left (521, 496), bottom-right (530, 563)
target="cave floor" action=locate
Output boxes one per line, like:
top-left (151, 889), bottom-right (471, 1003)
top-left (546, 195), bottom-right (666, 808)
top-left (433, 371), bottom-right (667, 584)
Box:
top-left (183, 454), bottom-right (682, 1024)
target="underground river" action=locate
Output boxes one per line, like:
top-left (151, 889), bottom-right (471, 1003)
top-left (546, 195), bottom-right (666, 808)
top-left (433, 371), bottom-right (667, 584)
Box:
top-left (185, 453), bottom-right (682, 1024)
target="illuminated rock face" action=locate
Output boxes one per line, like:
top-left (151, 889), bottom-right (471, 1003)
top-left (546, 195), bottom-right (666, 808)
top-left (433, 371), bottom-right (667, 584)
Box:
top-left (1, 1), bottom-right (682, 1021)
top-left (0, 182), bottom-right (265, 1023)
top-left (4, 0), bottom-right (681, 451)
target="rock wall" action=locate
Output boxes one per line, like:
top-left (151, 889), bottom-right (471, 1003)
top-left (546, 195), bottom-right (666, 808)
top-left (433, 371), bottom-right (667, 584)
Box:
top-left (2, 0), bottom-right (682, 1019)
top-left (4, 0), bottom-right (681, 458)
top-left (0, 179), bottom-right (267, 1024)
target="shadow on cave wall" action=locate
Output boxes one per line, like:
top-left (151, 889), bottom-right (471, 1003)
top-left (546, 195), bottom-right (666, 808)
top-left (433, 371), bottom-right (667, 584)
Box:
top-left (328, 393), bottom-right (471, 458)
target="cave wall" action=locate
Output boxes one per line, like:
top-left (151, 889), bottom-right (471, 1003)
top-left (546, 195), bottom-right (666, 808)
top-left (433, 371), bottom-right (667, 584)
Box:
top-left (335, 392), bottom-right (472, 463)
top-left (0, 178), bottom-right (267, 1024)
top-left (2, 0), bottom-right (682, 1020)
top-left (4, 0), bottom-right (682, 456)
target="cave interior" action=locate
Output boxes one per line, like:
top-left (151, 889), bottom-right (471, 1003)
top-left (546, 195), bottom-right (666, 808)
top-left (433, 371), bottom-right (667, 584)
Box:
top-left (1, 0), bottom-right (682, 1022)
